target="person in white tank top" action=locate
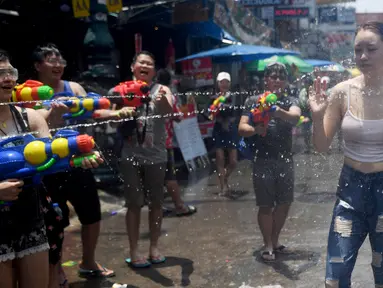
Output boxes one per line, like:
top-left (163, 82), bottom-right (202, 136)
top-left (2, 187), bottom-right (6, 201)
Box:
top-left (310, 22), bottom-right (383, 287)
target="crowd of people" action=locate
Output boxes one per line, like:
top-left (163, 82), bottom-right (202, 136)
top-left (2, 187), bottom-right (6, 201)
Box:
top-left (1, 20), bottom-right (383, 288)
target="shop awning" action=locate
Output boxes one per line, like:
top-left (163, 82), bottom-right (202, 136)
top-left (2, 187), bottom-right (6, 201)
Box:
top-left (176, 21), bottom-right (238, 43)
top-left (176, 44), bottom-right (300, 63)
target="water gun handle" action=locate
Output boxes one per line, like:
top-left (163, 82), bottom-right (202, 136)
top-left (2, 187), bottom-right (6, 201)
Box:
top-left (70, 154), bottom-right (98, 168)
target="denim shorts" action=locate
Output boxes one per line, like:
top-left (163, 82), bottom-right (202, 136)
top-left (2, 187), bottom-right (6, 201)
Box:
top-left (326, 164), bottom-right (383, 287)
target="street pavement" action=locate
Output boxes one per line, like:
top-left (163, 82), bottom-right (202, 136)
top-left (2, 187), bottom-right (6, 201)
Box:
top-left (64, 136), bottom-right (375, 288)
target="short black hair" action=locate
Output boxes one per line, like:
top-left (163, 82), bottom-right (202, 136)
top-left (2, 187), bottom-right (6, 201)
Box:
top-left (156, 69), bottom-right (172, 86)
top-left (32, 43), bottom-right (62, 63)
top-left (0, 49), bottom-right (10, 62)
top-left (264, 62), bottom-right (288, 77)
top-left (132, 50), bottom-right (155, 64)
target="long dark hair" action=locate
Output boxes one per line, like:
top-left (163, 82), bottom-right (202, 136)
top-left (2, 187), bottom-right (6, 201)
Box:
top-left (356, 22), bottom-right (383, 39)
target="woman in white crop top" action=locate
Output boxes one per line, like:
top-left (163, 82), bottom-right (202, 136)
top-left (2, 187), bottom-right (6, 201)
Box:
top-left (310, 22), bottom-right (383, 287)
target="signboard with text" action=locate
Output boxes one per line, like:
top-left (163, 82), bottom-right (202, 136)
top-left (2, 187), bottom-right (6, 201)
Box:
top-left (337, 7), bottom-right (356, 24)
top-left (318, 7), bottom-right (355, 24)
top-left (318, 7), bottom-right (337, 23)
top-left (181, 57), bottom-right (214, 88)
top-left (72, 0), bottom-right (122, 18)
top-left (274, 7), bottom-right (309, 19)
top-left (238, 0), bottom-right (290, 6)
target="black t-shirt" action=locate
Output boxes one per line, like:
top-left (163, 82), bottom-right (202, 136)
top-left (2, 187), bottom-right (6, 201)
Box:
top-left (242, 94), bottom-right (299, 159)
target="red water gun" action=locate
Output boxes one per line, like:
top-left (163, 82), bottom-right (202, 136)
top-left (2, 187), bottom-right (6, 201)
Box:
top-left (249, 91), bottom-right (278, 137)
top-left (113, 80), bottom-right (151, 108)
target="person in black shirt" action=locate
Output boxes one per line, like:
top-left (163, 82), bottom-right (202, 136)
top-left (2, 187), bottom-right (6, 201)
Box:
top-left (238, 62), bottom-right (301, 262)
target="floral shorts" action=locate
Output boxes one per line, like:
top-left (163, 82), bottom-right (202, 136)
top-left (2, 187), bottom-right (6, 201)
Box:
top-left (0, 192), bottom-right (50, 263)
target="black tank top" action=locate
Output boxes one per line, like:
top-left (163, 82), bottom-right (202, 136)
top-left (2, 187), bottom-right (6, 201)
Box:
top-left (3, 106), bottom-right (44, 234)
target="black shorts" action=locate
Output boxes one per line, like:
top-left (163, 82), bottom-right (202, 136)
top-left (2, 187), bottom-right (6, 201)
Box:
top-left (252, 157), bottom-right (294, 207)
top-left (165, 149), bottom-right (177, 181)
top-left (43, 169), bottom-right (101, 228)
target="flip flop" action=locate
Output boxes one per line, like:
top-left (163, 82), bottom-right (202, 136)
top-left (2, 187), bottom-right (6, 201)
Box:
top-left (78, 266), bottom-right (115, 278)
top-left (176, 205), bottom-right (197, 217)
top-left (149, 255), bottom-right (166, 264)
top-left (273, 245), bottom-right (292, 254)
top-left (125, 258), bottom-right (151, 268)
top-left (260, 250), bottom-right (275, 262)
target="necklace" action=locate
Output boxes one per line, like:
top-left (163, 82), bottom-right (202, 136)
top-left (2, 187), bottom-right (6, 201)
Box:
top-left (0, 107), bottom-right (19, 136)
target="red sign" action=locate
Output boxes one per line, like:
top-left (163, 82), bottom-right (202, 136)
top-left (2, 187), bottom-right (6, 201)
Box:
top-left (135, 33), bottom-right (142, 54)
top-left (181, 57), bottom-right (214, 87)
top-left (274, 7), bottom-right (309, 18)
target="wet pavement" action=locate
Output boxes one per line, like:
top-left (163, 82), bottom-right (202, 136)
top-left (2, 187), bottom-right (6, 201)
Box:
top-left (64, 136), bottom-right (375, 287)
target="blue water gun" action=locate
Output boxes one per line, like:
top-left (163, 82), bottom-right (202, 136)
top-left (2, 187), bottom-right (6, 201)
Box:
top-left (43, 92), bottom-right (111, 121)
top-left (0, 130), bottom-right (97, 206)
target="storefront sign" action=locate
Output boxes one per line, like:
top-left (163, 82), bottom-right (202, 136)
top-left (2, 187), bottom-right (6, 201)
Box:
top-left (181, 57), bottom-right (214, 88)
top-left (318, 7), bottom-right (338, 23)
top-left (72, 0), bottom-right (90, 18)
top-left (337, 7), bottom-right (356, 24)
top-left (274, 7), bottom-right (309, 19)
top-left (72, 0), bottom-right (122, 18)
top-left (238, 0), bottom-right (290, 6)
top-left (106, 0), bottom-right (122, 13)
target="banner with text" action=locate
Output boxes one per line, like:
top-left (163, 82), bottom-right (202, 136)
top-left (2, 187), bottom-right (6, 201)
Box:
top-left (72, 0), bottom-right (122, 18)
top-left (173, 117), bottom-right (208, 162)
top-left (181, 57), bottom-right (214, 88)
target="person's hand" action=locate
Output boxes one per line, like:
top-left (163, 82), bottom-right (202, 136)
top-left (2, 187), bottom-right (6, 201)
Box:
top-left (0, 179), bottom-right (24, 201)
top-left (81, 151), bottom-right (104, 169)
top-left (46, 97), bottom-right (71, 126)
top-left (302, 117), bottom-right (310, 123)
top-left (50, 96), bottom-right (71, 113)
top-left (254, 123), bottom-right (267, 135)
top-left (155, 86), bottom-right (168, 105)
top-left (308, 77), bottom-right (329, 118)
top-left (117, 107), bottom-right (136, 118)
top-left (270, 105), bottom-right (281, 118)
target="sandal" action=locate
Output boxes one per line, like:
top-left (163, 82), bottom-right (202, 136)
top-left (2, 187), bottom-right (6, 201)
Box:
top-left (125, 257), bottom-right (151, 268)
top-left (260, 250), bottom-right (275, 262)
top-left (176, 205), bottom-right (197, 217)
top-left (149, 255), bottom-right (166, 264)
top-left (78, 265), bottom-right (115, 278)
top-left (273, 245), bottom-right (292, 254)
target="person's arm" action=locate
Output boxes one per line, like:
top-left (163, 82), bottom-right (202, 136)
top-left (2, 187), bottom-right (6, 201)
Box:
top-left (312, 84), bottom-right (344, 153)
top-left (273, 97), bottom-right (301, 124)
top-left (70, 82), bottom-right (87, 97)
top-left (27, 108), bottom-right (52, 138)
top-left (155, 85), bottom-right (173, 115)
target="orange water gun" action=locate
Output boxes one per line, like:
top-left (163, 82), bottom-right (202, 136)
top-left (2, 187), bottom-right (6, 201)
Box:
top-left (12, 80), bottom-right (54, 109)
top-left (249, 91), bottom-right (278, 137)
